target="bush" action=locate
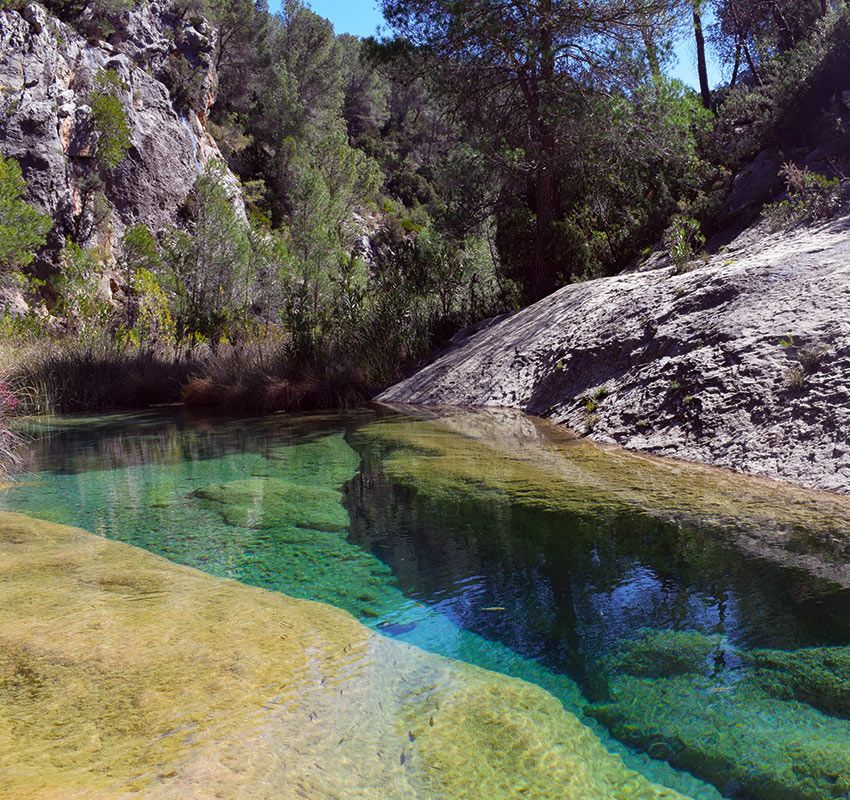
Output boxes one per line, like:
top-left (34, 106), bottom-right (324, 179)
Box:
top-left (89, 70), bottom-right (131, 170)
top-left (764, 162), bottom-right (846, 228)
top-left (712, 9), bottom-right (850, 170)
top-left (664, 215), bottom-right (705, 273)
top-left (0, 156), bottom-right (51, 272)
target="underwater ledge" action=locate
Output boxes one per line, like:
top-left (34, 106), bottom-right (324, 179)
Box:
top-left (367, 404), bottom-right (850, 589)
top-left (0, 510), bottom-right (688, 800)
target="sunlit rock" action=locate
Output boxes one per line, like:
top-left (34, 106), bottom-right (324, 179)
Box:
top-left (0, 511), bottom-right (690, 800)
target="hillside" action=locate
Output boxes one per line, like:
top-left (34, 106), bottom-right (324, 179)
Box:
top-left (382, 214), bottom-right (850, 494)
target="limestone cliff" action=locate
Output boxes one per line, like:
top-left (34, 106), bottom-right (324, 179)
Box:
top-left (0, 1), bottom-right (243, 272)
top-left (381, 215), bottom-right (850, 494)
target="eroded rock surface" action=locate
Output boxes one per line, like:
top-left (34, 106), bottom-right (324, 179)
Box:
top-left (381, 216), bottom-right (850, 494)
top-left (0, 2), bottom-right (242, 269)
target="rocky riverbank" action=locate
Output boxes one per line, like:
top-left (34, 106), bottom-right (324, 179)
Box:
top-left (381, 215), bottom-right (850, 494)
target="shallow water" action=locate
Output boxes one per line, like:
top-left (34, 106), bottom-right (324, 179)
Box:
top-left (3, 407), bottom-right (850, 799)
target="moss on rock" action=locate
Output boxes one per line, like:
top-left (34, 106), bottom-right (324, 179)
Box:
top-left (259, 433), bottom-right (361, 488)
top-left (0, 511), bottom-right (691, 800)
top-left (193, 477), bottom-right (350, 531)
top-left (602, 629), bottom-right (726, 679)
top-left (358, 415), bottom-right (850, 540)
top-left (745, 646), bottom-right (850, 720)
top-left (588, 630), bottom-right (850, 800)
top-left (589, 671), bottom-right (850, 800)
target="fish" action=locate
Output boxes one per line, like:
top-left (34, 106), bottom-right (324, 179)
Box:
top-left (378, 621), bottom-right (418, 636)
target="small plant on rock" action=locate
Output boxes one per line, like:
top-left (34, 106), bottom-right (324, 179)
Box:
top-left (664, 215), bottom-right (705, 274)
top-left (785, 364), bottom-right (806, 390)
top-left (765, 163), bottom-right (845, 229)
top-left (89, 70), bottom-right (131, 171)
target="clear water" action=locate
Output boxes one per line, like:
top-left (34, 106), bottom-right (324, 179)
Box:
top-left (4, 408), bottom-right (850, 800)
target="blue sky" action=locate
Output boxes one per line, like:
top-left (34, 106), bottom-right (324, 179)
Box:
top-left (294, 0), bottom-right (722, 89)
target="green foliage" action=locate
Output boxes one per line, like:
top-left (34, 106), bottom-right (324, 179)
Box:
top-left (16, 0), bottom-right (848, 417)
top-left (711, 8), bottom-right (850, 169)
top-left (41, 0), bottom-right (133, 40)
top-left (52, 243), bottom-right (114, 338)
top-left (0, 157), bottom-right (51, 272)
top-left (89, 70), bottom-right (131, 170)
top-left (158, 162), bottom-right (252, 349)
top-left (664, 215), bottom-right (705, 273)
top-left (129, 268), bottom-right (176, 349)
top-left (119, 224), bottom-right (175, 348)
top-left (765, 162), bottom-right (845, 228)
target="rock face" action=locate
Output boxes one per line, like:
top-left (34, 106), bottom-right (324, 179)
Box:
top-left (381, 215), bottom-right (850, 494)
top-left (0, 2), bottom-right (242, 269)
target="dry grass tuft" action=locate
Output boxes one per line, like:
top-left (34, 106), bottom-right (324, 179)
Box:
top-left (0, 333), bottom-right (397, 417)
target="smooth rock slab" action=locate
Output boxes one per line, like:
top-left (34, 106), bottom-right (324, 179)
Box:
top-left (381, 216), bottom-right (850, 494)
top-left (0, 511), bottom-right (689, 800)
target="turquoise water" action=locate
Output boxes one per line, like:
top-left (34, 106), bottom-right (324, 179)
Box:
top-left (4, 409), bottom-right (850, 800)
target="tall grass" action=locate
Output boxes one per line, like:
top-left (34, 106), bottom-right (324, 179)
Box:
top-left (0, 360), bottom-right (21, 476)
top-left (0, 280), bottom-right (495, 417)
top-left (180, 341), bottom-right (379, 414)
top-left (1, 341), bottom-right (199, 415)
top-left (0, 333), bottom-right (403, 416)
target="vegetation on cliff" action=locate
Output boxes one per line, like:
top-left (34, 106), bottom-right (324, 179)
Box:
top-left (1, 0), bottom-right (849, 418)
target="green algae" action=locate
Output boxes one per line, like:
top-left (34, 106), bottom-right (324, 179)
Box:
top-left (590, 673), bottom-right (850, 800)
top-left (260, 431), bottom-right (361, 485)
top-left (601, 629), bottom-right (725, 679)
top-left (0, 429), bottom-right (592, 712)
top-left (7, 410), bottom-right (850, 800)
top-left (587, 630), bottom-right (850, 800)
top-left (406, 677), bottom-right (686, 800)
top-left (745, 646), bottom-right (850, 720)
top-left (191, 434), bottom-right (360, 531)
top-left (0, 511), bottom-right (691, 800)
top-left (193, 478), bottom-right (350, 531)
top-left (359, 410), bottom-right (850, 531)
top-left (358, 410), bottom-right (850, 586)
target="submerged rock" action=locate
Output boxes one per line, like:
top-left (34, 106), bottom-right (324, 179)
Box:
top-left (193, 435), bottom-right (360, 532)
top-left (745, 646), bottom-right (850, 720)
top-left (601, 629), bottom-right (726, 680)
top-left (357, 412), bottom-right (850, 589)
top-left (193, 477), bottom-right (350, 532)
top-left (259, 433), bottom-right (362, 488)
top-left (0, 511), bottom-right (690, 800)
top-left (587, 629), bottom-right (850, 800)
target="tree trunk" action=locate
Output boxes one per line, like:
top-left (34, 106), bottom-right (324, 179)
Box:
top-left (729, 41), bottom-right (742, 89)
top-left (743, 41), bottom-right (762, 85)
top-left (643, 28), bottom-right (662, 86)
top-left (693, 2), bottom-right (712, 109)
top-left (533, 156), bottom-right (557, 301)
top-left (531, 0), bottom-right (558, 301)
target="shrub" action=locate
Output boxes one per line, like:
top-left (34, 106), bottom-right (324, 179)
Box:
top-left (711, 9), bottom-right (850, 170)
top-left (89, 70), bottom-right (131, 170)
top-left (0, 156), bottom-right (52, 272)
top-left (764, 163), bottom-right (845, 228)
top-left (663, 215), bottom-right (705, 273)
top-left (52, 243), bottom-right (114, 338)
